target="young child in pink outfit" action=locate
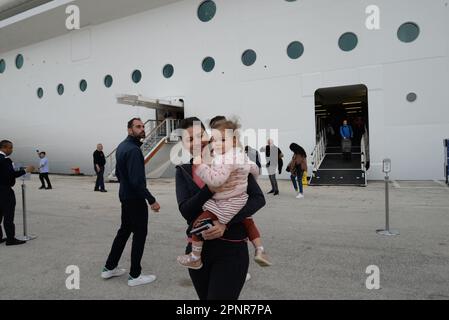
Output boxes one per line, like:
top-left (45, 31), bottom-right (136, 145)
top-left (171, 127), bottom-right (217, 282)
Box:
top-left (177, 119), bottom-right (272, 269)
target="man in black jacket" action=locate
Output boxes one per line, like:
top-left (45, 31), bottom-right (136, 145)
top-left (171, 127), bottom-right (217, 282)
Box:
top-left (93, 143), bottom-right (107, 192)
top-left (102, 118), bottom-right (161, 287)
top-left (0, 140), bottom-right (34, 245)
top-left (260, 139), bottom-right (283, 196)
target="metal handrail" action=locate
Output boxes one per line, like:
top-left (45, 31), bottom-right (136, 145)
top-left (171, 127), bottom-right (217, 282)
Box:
top-left (105, 119), bottom-right (156, 158)
top-left (360, 129), bottom-right (369, 186)
top-left (145, 120), bottom-right (163, 136)
top-left (361, 135), bottom-right (366, 170)
top-left (105, 119), bottom-right (161, 180)
top-left (310, 129), bottom-right (326, 175)
top-left (144, 120), bottom-right (167, 143)
top-left (106, 119), bottom-right (181, 180)
top-left (141, 119), bottom-right (181, 166)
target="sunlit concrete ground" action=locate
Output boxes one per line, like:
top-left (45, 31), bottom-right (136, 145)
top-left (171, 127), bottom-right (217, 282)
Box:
top-left (0, 175), bottom-right (448, 300)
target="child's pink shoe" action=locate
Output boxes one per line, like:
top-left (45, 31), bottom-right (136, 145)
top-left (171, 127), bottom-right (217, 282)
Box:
top-left (177, 253), bottom-right (203, 270)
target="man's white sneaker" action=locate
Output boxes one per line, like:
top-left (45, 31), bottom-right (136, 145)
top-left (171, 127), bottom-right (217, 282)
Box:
top-left (101, 267), bottom-right (127, 279)
top-left (245, 273), bottom-right (251, 282)
top-left (296, 193), bottom-right (304, 199)
top-left (128, 274), bottom-right (157, 287)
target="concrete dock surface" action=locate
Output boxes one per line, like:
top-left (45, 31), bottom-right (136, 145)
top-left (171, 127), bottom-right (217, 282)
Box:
top-left (0, 175), bottom-right (448, 300)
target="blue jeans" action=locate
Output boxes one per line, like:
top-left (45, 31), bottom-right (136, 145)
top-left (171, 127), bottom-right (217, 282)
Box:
top-left (290, 171), bottom-right (303, 194)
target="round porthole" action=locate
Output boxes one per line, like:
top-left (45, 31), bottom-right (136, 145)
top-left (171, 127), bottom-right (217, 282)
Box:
top-left (79, 80), bottom-right (88, 92)
top-left (242, 49), bottom-right (257, 66)
top-left (163, 64), bottom-right (174, 78)
top-left (198, 0), bottom-right (216, 22)
top-left (338, 32), bottom-right (358, 52)
top-left (15, 54), bottom-right (24, 69)
top-left (16, 54), bottom-right (24, 69)
top-left (406, 92), bottom-right (417, 102)
top-left (287, 41), bottom-right (304, 59)
top-left (202, 57), bottom-right (215, 72)
top-left (37, 88), bottom-right (44, 99)
top-left (0, 59), bottom-right (5, 73)
top-left (132, 70), bottom-right (142, 83)
top-left (104, 75), bottom-right (113, 88)
top-left (398, 22), bottom-right (420, 43)
top-left (57, 84), bottom-right (64, 96)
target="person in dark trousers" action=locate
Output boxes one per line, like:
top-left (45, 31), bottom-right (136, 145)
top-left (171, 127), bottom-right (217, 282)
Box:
top-left (93, 143), bottom-right (107, 192)
top-left (287, 143), bottom-right (308, 199)
top-left (244, 146), bottom-right (262, 174)
top-left (326, 123), bottom-right (336, 145)
top-left (0, 140), bottom-right (34, 245)
top-left (261, 139), bottom-right (283, 196)
top-left (352, 116), bottom-right (366, 146)
top-left (176, 117), bottom-right (266, 300)
top-left (37, 151), bottom-right (52, 190)
top-left (102, 118), bottom-right (161, 287)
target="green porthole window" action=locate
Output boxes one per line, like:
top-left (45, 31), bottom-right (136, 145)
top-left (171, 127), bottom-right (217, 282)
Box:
top-left (0, 59), bottom-right (5, 73)
top-left (163, 64), bottom-right (174, 78)
top-left (132, 70), bottom-right (142, 83)
top-left (338, 32), bottom-right (358, 52)
top-left (79, 80), bottom-right (88, 92)
top-left (287, 41), bottom-right (304, 59)
top-left (242, 49), bottom-right (257, 66)
top-left (57, 84), bottom-right (64, 96)
top-left (202, 57), bottom-right (215, 72)
top-left (398, 22), bottom-right (420, 43)
top-left (104, 75), bottom-right (113, 88)
top-left (406, 92), bottom-right (417, 102)
top-left (37, 88), bottom-right (44, 99)
top-left (198, 0), bottom-right (216, 22)
top-left (15, 54), bottom-right (24, 69)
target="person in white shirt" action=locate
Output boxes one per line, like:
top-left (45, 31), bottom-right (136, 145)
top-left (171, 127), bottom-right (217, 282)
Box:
top-left (37, 151), bottom-right (52, 190)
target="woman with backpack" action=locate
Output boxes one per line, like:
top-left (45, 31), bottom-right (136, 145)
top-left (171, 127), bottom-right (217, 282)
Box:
top-left (287, 143), bottom-right (308, 199)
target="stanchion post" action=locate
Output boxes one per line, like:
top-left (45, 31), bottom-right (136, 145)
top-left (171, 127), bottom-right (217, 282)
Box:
top-left (385, 171), bottom-right (389, 230)
top-left (16, 175), bottom-right (37, 241)
top-left (445, 139), bottom-right (448, 185)
top-left (377, 158), bottom-right (399, 236)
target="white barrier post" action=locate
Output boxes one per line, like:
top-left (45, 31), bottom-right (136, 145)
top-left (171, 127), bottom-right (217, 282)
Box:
top-left (16, 174), bottom-right (37, 241)
top-left (376, 159), bottom-right (399, 236)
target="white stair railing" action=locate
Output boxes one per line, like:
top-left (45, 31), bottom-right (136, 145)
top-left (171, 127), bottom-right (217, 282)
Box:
top-left (105, 119), bottom-right (156, 180)
top-left (106, 119), bottom-right (181, 180)
top-left (360, 130), bottom-right (369, 186)
top-left (310, 129), bottom-right (327, 180)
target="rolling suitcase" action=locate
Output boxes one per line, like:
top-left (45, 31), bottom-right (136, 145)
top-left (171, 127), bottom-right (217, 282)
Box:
top-left (341, 139), bottom-right (352, 160)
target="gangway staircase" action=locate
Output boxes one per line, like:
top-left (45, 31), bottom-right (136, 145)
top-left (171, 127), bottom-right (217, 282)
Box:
top-left (105, 119), bottom-right (181, 181)
top-left (309, 129), bottom-right (368, 186)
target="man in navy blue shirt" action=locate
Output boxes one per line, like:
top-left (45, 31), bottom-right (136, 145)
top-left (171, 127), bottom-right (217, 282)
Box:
top-left (0, 140), bottom-right (34, 245)
top-left (102, 118), bottom-right (161, 287)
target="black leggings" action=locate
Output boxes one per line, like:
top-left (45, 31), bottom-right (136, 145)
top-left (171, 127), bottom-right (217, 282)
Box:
top-left (187, 239), bottom-right (249, 300)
